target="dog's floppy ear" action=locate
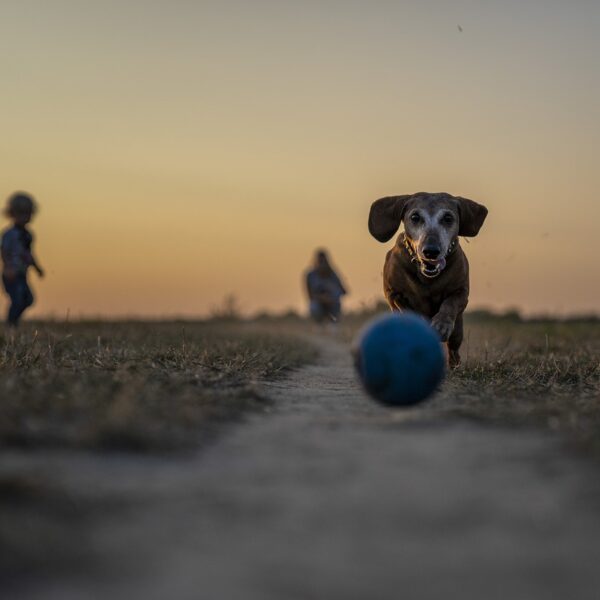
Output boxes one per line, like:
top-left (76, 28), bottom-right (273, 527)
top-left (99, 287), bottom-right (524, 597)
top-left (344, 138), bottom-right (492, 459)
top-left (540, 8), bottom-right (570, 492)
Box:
top-left (456, 196), bottom-right (488, 237)
top-left (368, 195), bottom-right (412, 243)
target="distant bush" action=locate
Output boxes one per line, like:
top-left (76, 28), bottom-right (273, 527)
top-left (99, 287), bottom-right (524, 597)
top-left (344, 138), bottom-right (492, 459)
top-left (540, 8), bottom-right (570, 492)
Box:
top-left (465, 308), bottom-right (523, 324)
top-left (251, 308), bottom-right (302, 323)
top-left (466, 307), bottom-right (599, 324)
top-left (209, 293), bottom-right (242, 321)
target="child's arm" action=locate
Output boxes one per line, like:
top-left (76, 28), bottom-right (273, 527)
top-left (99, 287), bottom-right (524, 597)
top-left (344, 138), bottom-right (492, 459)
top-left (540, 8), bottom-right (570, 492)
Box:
top-left (25, 232), bottom-right (44, 277)
top-left (305, 272), bottom-right (315, 300)
top-left (30, 255), bottom-right (44, 278)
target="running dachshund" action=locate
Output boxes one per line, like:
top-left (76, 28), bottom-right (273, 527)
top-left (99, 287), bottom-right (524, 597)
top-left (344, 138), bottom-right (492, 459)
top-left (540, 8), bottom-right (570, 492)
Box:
top-left (368, 192), bottom-right (488, 367)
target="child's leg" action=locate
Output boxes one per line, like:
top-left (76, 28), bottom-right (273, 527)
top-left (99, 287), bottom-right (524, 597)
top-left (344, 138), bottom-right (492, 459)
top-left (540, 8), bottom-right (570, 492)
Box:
top-left (3, 275), bottom-right (34, 326)
top-left (2, 276), bottom-right (16, 325)
top-left (23, 279), bottom-right (34, 311)
top-left (329, 301), bottom-right (342, 322)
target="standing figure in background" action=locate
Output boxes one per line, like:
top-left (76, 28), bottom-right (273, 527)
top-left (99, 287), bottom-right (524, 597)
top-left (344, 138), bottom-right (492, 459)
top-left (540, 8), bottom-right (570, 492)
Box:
top-left (1, 192), bottom-right (44, 327)
top-left (305, 249), bottom-right (347, 324)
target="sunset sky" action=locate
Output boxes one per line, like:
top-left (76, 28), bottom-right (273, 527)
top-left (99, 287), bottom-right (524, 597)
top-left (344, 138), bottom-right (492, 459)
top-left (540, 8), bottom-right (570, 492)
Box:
top-left (1, 1), bottom-right (598, 317)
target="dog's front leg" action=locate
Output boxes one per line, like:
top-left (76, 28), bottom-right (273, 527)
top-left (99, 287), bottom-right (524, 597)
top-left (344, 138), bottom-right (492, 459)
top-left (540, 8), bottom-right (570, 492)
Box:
top-left (384, 288), bottom-right (405, 312)
top-left (431, 288), bottom-right (468, 342)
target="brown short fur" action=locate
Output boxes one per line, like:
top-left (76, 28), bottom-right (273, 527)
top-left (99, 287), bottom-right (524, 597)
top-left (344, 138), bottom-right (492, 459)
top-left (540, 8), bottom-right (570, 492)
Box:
top-left (368, 192), bottom-right (488, 367)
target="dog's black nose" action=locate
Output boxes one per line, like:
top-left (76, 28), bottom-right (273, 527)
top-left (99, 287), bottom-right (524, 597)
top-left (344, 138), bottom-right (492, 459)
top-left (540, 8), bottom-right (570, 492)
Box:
top-left (423, 245), bottom-right (441, 259)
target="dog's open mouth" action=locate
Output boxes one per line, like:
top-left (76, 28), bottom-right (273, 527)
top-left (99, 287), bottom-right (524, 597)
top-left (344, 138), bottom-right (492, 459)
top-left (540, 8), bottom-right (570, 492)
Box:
top-left (419, 257), bottom-right (446, 278)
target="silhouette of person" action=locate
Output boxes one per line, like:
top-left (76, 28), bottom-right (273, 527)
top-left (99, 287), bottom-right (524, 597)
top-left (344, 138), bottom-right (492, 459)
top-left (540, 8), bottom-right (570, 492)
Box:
top-left (305, 249), bottom-right (347, 323)
top-left (1, 192), bottom-right (44, 327)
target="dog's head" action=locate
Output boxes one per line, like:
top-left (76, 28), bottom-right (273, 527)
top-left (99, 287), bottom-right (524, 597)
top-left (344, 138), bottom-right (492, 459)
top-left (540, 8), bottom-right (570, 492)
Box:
top-left (369, 192), bottom-right (488, 278)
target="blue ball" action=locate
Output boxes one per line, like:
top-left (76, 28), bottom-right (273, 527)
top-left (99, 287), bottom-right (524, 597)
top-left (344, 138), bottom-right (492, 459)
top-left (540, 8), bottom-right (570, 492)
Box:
top-left (354, 312), bottom-right (445, 406)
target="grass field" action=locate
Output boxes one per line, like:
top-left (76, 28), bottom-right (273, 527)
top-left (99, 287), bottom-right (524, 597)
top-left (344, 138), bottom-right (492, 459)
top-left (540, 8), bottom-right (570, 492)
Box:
top-left (0, 315), bottom-right (598, 584)
top-left (0, 321), bottom-right (316, 452)
top-left (440, 315), bottom-right (600, 454)
top-left (0, 315), bottom-right (598, 454)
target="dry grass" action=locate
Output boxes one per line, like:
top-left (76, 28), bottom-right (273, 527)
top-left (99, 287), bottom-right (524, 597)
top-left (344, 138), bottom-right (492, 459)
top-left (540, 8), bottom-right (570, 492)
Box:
top-left (3, 316), bottom-right (595, 453)
top-left (0, 320), bottom-right (316, 452)
top-left (435, 317), bottom-right (600, 453)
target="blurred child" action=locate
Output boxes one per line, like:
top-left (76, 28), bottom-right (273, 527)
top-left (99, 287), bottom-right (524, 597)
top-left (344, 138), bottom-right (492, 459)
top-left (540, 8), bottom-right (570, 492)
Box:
top-left (305, 249), bottom-right (347, 324)
top-left (1, 192), bottom-right (44, 327)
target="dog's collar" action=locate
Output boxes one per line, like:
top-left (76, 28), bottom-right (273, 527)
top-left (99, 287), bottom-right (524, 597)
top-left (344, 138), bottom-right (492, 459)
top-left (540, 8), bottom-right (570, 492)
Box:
top-left (401, 234), bottom-right (458, 278)
top-left (402, 234), bottom-right (417, 260)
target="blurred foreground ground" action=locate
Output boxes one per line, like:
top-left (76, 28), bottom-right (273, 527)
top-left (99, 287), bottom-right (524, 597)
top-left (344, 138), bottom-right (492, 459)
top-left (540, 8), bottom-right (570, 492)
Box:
top-left (0, 316), bottom-right (599, 598)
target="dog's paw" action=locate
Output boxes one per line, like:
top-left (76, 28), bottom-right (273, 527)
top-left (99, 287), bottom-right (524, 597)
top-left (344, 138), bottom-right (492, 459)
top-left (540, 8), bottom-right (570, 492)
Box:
top-left (431, 313), bottom-right (454, 342)
top-left (448, 349), bottom-right (461, 369)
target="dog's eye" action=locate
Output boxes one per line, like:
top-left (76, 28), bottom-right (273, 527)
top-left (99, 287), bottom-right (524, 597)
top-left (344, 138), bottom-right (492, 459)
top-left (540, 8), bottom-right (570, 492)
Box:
top-left (442, 213), bottom-right (454, 225)
top-left (410, 213), bottom-right (421, 224)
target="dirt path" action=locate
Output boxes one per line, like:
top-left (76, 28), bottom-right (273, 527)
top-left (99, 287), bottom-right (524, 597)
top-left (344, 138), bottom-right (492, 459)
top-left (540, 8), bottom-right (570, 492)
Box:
top-left (6, 335), bottom-right (600, 599)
